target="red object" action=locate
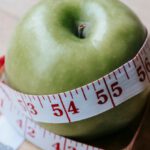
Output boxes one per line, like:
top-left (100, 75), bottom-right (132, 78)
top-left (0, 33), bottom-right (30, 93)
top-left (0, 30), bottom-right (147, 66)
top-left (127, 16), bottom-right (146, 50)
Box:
top-left (0, 55), bottom-right (5, 68)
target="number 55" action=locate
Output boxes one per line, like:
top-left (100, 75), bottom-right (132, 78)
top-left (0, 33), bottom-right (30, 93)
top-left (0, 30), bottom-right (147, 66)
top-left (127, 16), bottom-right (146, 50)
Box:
top-left (96, 81), bottom-right (122, 104)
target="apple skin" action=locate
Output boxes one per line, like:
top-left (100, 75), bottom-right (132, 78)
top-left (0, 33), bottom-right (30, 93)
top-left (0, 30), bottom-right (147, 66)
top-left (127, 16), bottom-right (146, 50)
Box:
top-left (5, 0), bottom-right (149, 140)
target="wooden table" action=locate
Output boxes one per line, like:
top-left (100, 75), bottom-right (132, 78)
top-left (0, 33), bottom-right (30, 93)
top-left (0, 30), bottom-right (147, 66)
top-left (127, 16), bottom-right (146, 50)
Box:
top-left (0, 0), bottom-right (150, 149)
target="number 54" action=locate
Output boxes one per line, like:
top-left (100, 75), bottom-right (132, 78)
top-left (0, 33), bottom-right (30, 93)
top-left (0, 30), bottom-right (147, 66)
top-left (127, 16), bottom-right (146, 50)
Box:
top-left (51, 101), bottom-right (79, 117)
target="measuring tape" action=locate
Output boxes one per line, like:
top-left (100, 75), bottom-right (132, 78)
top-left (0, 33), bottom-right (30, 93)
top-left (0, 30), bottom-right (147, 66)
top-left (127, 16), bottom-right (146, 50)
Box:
top-left (0, 33), bottom-right (150, 149)
top-left (1, 34), bottom-right (150, 124)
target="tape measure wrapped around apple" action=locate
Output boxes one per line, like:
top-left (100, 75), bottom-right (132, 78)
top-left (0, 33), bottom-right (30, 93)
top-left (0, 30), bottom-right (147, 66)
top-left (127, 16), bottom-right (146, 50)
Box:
top-left (1, 36), bottom-right (150, 125)
top-left (0, 0), bottom-right (150, 149)
top-left (0, 35), bottom-right (150, 150)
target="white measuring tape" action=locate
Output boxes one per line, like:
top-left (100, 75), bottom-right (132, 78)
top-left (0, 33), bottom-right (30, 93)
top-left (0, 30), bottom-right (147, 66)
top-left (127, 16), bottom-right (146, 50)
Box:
top-left (0, 33), bottom-right (150, 150)
top-left (1, 35), bottom-right (150, 124)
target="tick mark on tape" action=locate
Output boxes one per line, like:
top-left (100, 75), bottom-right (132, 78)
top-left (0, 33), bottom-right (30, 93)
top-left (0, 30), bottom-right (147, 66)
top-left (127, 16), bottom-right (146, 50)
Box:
top-left (103, 77), bottom-right (115, 107)
top-left (81, 87), bottom-right (87, 100)
top-left (132, 59), bottom-right (136, 68)
top-left (86, 84), bottom-right (90, 90)
top-left (37, 96), bottom-right (43, 108)
top-left (43, 129), bottom-right (46, 138)
top-left (58, 94), bottom-right (71, 122)
top-left (64, 92), bottom-right (67, 97)
top-left (97, 79), bottom-right (101, 85)
top-left (92, 82), bottom-right (96, 91)
top-left (32, 96), bottom-right (36, 100)
top-left (70, 91), bottom-right (73, 99)
top-left (128, 62), bottom-right (131, 68)
top-left (118, 68), bottom-right (121, 73)
top-left (135, 55), bottom-right (139, 61)
top-left (143, 48), bottom-right (146, 55)
top-left (63, 139), bottom-right (67, 150)
top-left (113, 71), bottom-right (117, 80)
top-left (75, 89), bottom-right (78, 94)
top-left (123, 65), bottom-right (130, 79)
top-left (108, 74), bottom-right (111, 79)
top-left (42, 96), bottom-right (45, 100)
top-left (27, 95), bottom-right (32, 102)
top-left (48, 96), bottom-right (51, 103)
top-left (53, 95), bottom-right (56, 99)
top-left (0, 86), bottom-right (11, 101)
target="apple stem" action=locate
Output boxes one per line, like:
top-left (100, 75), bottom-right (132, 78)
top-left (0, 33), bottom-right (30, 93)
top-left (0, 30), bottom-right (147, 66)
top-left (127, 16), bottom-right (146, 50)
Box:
top-left (78, 24), bottom-right (86, 39)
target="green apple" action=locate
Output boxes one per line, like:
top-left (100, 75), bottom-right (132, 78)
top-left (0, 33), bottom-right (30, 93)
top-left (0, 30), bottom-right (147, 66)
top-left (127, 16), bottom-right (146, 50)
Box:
top-left (5, 0), bottom-right (149, 141)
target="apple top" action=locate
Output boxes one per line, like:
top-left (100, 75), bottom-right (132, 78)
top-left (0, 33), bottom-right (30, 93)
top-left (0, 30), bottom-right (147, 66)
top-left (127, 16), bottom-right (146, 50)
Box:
top-left (5, 0), bottom-right (146, 94)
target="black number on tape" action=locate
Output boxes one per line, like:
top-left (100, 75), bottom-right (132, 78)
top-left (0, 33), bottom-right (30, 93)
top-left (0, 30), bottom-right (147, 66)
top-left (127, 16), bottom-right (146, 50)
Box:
top-left (145, 57), bottom-right (150, 72)
top-left (136, 57), bottom-right (150, 82)
top-left (52, 101), bottom-right (79, 117)
top-left (111, 82), bottom-right (122, 97)
top-left (27, 126), bottom-right (36, 138)
top-left (96, 81), bottom-right (123, 104)
top-left (52, 104), bottom-right (63, 117)
top-left (52, 143), bottom-right (60, 150)
top-left (137, 66), bottom-right (146, 82)
top-left (68, 101), bottom-right (79, 114)
top-left (96, 89), bottom-right (108, 104)
top-left (27, 103), bottom-right (38, 115)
